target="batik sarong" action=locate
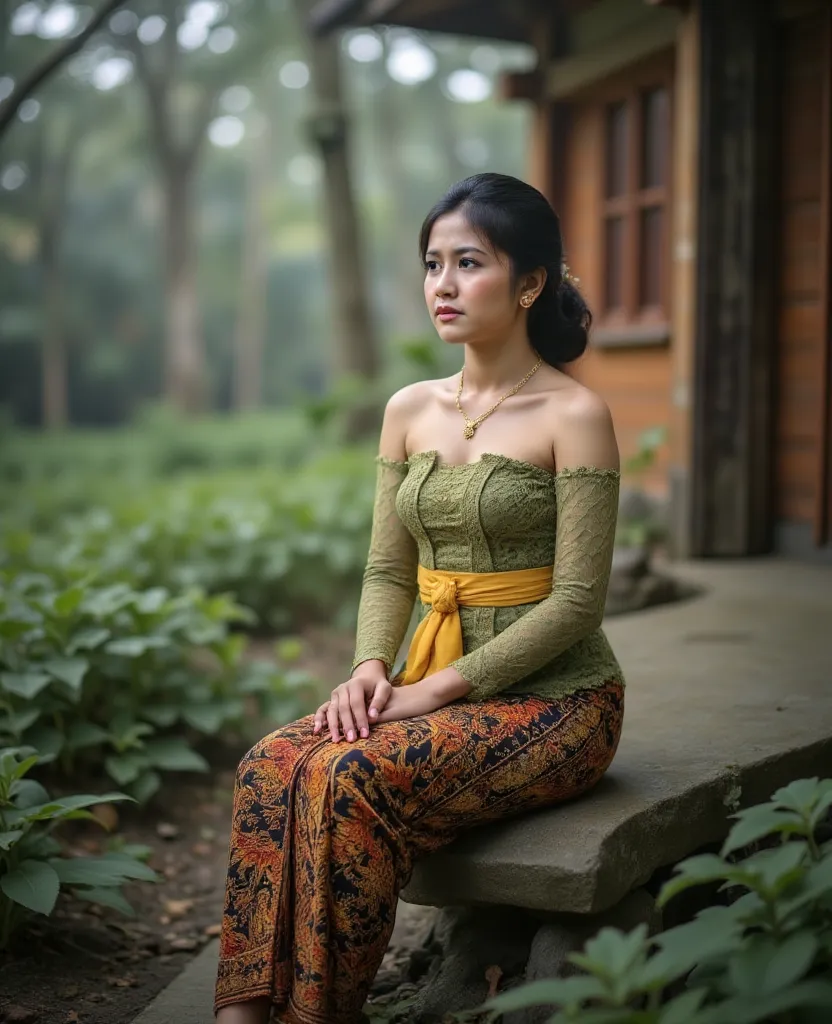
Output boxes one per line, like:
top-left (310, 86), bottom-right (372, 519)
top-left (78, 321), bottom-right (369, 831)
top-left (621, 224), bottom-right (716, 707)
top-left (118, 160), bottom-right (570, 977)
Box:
top-left (215, 680), bottom-right (624, 1021)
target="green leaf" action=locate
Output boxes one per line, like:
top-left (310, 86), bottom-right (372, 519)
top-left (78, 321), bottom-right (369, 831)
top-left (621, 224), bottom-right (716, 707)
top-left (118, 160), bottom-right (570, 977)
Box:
top-left (707, 980), bottom-right (832, 1024)
top-left (771, 778), bottom-right (824, 815)
top-left (652, 907), bottom-right (742, 978)
top-left (12, 754), bottom-right (39, 780)
top-left (658, 854), bottom-right (729, 906)
top-left (0, 859), bottom-right (60, 915)
top-left (739, 841), bottom-right (808, 896)
top-left (43, 657), bottom-right (89, 693)
top-left (51, 853), bottom-right (158, 886)
top-left (183, 702), bottom-right (229, 734)
top-left (22, 725), bottom-right (64, 761)
top-left (484, 975), bottom-right (604, 1012)
top-left (0, 671), bottom-right (52, 699)
top-left (10, 778), bottom-right (50, 808)
top-left (722, 803), bottom-right (807, 856)
top-left (0, 707), bottom-right (41, 735)
top-left (659, 989), bottom-right (707, 1024)
top-left (0, 830), bottom-right (24, 850)
top-left (762, 931), bottom-right (818, 994)
top-left (105, 636), bottom-right (170, 657)
top-left (105, 754), bottom-right (146, 786)
top-left (131, 770), bottom-right (161, 804)
top-left (66, 627), bottom-right (110, 653)
top-left (66, 721), bottom-right (109, 751)
top-left (54, 586), bottom-right (84, 617)
top-left (72, 885), bottom-right (135, 916)
top-left (141, 705), bottom-right (179, 728)
top-left (143, 739), bottom-right (208, 773)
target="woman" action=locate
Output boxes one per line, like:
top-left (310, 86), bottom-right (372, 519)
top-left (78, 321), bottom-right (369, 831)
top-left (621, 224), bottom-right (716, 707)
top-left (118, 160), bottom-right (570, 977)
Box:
top-left (215, 172), bottom-right (625, 1024)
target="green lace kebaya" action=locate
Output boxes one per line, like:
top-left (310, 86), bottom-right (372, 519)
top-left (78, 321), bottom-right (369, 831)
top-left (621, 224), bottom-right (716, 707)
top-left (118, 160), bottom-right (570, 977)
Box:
top-left (351, 451), bottom-right (625, 702)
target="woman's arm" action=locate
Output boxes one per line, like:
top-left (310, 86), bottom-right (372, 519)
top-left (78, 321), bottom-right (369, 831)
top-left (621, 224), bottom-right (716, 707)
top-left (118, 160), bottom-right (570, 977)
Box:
top-left (350, 388), bottom-right (420, 678)
top-left (448, 388), bottom-right (620, 700)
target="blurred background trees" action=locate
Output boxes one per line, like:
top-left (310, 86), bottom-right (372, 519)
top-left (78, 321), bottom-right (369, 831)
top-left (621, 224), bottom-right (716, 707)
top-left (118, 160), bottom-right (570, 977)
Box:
top-left (0, 0), bottom-right (535, 432)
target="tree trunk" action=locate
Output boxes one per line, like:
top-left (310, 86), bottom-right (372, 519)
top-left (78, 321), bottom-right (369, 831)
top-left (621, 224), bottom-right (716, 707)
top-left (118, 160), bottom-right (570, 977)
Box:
top-left (375, 37), bottom-right (427, 338)
top-left (232, 117), bottom-right (270, 410)
top-left (294, 0), bottom-right (381, 437)
top-left (41, 246), bottom-right (68, 429)
top-left (163, 161), bottom-right (205, 413)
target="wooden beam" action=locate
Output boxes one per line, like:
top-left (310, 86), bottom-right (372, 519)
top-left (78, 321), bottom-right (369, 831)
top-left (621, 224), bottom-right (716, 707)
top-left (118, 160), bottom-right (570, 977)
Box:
top-left (691, 0), bottom-right (779, 556)
top-left (817, 6), bottom-right (832, 545)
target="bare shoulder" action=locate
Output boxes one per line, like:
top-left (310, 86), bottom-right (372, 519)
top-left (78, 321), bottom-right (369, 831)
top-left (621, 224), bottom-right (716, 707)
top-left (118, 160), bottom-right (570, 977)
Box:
top-left (549, 378), bottom-right (619, 473)
top-left (378, 379), bottom-right (442, 461)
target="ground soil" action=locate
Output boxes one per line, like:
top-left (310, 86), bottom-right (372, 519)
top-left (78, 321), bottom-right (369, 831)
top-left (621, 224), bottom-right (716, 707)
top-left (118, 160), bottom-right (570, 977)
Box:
top-left (0, 628), bottom-right (357, 1024)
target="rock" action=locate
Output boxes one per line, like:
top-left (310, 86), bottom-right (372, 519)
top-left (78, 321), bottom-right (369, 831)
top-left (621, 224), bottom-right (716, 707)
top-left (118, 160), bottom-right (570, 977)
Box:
top-left (2, 1007), bottom-right (39, 1024)
top-left (156, 822), bottom-right (180, 840)
top-left (611, 546), bottom-right (650, 580)
top-left (503, 890), bottom-right (661, 1024)
top-left (406, 906), bottom-right (536, 1023)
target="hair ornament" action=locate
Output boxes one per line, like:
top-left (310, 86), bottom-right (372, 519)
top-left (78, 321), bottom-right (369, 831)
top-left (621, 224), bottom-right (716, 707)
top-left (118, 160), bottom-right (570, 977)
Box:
top-left (561, 261), bottom-right (580, 286)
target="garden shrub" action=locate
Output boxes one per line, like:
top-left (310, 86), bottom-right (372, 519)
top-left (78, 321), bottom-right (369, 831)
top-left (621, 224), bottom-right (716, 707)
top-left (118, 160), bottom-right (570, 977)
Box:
top-left (484, 777), bottom-right (832, 1023)
top-left (0, 570), bottom-right (317, 803)
top-left (0, 746), bottom-right (155, 948)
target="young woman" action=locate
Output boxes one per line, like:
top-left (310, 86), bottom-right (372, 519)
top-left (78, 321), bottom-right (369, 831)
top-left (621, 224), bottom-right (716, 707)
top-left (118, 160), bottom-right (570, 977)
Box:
top-left (215, 172), bottom-right (625, 1024)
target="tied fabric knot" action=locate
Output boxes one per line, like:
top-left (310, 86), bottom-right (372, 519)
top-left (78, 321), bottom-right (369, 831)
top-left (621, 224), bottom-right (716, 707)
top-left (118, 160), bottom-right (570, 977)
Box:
top-left (397, 563), bottom-right (555, 687)
top-left (431, 578), bottom-right (459, 614)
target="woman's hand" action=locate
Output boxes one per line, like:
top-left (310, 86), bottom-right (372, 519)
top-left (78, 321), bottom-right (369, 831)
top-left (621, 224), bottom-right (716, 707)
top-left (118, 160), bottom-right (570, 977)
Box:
top-left (313, 665), bottom-right (392, 743)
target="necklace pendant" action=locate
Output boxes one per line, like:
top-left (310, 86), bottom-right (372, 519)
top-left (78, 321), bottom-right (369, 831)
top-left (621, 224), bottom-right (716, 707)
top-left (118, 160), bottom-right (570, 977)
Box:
top-left (463, 422), bottom-right (476, 440)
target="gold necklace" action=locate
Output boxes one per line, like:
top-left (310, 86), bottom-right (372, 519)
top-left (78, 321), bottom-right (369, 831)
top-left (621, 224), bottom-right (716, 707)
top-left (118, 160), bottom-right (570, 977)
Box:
top-left (455, 356), bottom-right (543, 440)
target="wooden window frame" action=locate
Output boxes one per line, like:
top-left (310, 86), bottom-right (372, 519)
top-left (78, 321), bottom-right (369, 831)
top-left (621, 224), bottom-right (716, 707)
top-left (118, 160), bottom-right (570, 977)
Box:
top-left (595, 64), bottom-right (674, 340)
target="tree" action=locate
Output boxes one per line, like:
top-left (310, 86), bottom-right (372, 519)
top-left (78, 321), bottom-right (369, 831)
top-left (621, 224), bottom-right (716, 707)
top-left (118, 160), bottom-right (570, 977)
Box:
top-left (292, 0), bottom-right (381, 436)
top-left (0, 0), bottom-right (128, 140)
top-left (115, 2), bottom-right (276, 413)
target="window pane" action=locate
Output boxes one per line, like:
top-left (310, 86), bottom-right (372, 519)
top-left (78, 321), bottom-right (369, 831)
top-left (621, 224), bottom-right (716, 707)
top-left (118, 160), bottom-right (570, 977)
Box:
top-left (605, 101), bottom-right (629, 197)
top-left (640, 206), bottom-right (664, 307)
top-left (642, 87), bottom-right (669, 188)
top-left (605, 216), bottom-right (626, 310)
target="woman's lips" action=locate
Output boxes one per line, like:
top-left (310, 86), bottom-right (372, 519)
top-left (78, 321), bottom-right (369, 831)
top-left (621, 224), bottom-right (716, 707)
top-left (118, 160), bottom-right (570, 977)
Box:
top-left (437, 311), bottom-right (462, 322)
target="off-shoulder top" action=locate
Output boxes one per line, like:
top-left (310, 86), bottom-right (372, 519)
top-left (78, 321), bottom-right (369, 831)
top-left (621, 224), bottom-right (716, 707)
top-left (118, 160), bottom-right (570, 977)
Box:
top-left (351, 450), bottom-right (624, 702)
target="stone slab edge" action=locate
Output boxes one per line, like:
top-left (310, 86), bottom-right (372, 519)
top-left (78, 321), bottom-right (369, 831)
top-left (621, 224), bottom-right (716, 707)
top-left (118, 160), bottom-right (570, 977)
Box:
top-left (402, 737), bottom-right (832, 914)
top-left (132, 939), bottom-right (219, 1024)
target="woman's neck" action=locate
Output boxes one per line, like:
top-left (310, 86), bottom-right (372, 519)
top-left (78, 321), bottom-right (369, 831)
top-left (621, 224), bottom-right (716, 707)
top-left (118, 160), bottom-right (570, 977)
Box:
top-left (460, 342), bottom-right (541, 395)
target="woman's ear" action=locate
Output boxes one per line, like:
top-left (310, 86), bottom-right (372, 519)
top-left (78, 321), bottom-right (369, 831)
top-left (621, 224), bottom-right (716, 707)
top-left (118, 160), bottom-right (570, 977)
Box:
top-left (520, 267), bottom-right (548, 299)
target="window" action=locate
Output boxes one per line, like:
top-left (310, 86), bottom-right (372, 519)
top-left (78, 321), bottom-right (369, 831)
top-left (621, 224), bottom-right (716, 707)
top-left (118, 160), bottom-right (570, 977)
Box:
top-left (600, 83), bottom-right (671, 326)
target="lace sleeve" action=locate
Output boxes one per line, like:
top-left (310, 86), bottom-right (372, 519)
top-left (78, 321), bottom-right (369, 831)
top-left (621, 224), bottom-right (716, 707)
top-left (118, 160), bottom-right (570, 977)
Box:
top-left (451, 468), bottom-right (620, 700)
top-left (351, 456), bottom-right (419, 676)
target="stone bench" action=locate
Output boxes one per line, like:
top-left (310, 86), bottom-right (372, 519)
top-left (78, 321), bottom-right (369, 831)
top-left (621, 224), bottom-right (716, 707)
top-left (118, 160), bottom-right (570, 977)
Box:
top-left (398, 559), bottom-right (832, 1021)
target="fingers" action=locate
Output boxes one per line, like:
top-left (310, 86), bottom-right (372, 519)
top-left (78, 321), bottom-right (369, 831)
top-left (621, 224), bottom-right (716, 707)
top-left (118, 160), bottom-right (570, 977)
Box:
top-left (313, 702), bottom-right (328, 735)
top-left (349, 681), bottom-right (370, 739)
top-left (326, 698), bottom-right (341, 743)
top-left (368, 679), bottom-right (392, 721)
top-left (336, 687), bottom-right (358, 743)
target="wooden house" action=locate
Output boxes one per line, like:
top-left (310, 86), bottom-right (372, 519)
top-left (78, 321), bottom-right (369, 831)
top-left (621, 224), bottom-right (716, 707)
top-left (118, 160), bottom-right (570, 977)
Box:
top-left (311, 0), bottom-right (832, 562)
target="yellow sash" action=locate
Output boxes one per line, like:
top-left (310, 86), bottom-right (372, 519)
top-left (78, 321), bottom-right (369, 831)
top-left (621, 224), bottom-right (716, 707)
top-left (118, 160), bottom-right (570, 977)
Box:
top-left (398, 563), bottom-right (554, 685)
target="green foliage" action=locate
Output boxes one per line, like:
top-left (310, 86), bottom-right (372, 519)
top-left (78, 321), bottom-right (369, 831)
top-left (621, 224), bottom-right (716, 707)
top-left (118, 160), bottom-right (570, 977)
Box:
top-left (617, 427), bottom-right (668, 550)
top-left (0, 746), bottom-right (156, 948)
top-left (483, 777), bottom-right (832, 1024)
top-left (0, 570), bottom-right (317, 802)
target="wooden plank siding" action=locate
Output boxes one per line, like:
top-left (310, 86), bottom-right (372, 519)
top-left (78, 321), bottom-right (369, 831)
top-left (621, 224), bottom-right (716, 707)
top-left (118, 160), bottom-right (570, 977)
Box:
top-left (774, 5), bottom-right (832, 544)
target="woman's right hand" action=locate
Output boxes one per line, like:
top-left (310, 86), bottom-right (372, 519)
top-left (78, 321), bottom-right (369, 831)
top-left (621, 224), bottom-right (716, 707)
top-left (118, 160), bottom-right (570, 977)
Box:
top-left (312, 664), bottom-right (393, 743)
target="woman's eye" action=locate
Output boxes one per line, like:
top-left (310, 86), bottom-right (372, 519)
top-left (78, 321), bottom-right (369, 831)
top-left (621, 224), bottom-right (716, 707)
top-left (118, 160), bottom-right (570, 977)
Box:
top-left (425, 261), bottom-right (439, 272)
top-left (460, 258), bottom-right (479, 269)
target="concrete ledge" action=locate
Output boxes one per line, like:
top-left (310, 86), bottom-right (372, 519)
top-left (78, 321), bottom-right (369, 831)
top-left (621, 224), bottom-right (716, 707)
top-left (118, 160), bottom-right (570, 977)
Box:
top-left (132, 940), bottom-right (218, 1024)
top-left (403, 559), bottom-right (832, 914)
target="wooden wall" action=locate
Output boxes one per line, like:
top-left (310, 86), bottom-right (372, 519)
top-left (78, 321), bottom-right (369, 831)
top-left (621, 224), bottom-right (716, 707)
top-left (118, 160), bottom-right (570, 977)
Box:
top-left (774, 4), bottom-right (832, 548)
top-left (560, 55), bottom-right (674, 495)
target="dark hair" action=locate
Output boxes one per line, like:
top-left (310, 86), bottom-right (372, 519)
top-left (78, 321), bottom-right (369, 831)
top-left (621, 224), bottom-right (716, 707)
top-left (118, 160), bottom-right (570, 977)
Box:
top-left (419, 172), bottom-right (591, 366)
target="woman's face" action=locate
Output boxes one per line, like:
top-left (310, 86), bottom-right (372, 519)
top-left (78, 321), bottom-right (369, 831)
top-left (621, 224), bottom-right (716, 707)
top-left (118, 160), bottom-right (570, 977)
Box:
top-left (423, 210), bottom-right (521, 348)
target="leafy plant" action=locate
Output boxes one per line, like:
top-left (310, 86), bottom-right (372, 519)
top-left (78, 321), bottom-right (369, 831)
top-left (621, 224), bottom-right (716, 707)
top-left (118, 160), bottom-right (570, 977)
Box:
top-left (617, 426), bottom-right (668, 550)
top-left (0, 746), bottom-right (156, 948)
top-left (484, 777), bottom-right (832, 1023)
top-left (0, 571), bottom-right (317, 802)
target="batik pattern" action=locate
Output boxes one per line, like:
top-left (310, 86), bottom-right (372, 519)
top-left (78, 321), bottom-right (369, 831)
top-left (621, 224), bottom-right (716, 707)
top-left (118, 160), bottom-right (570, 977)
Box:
top-left (215, 680), bottom-right (624, 1022)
